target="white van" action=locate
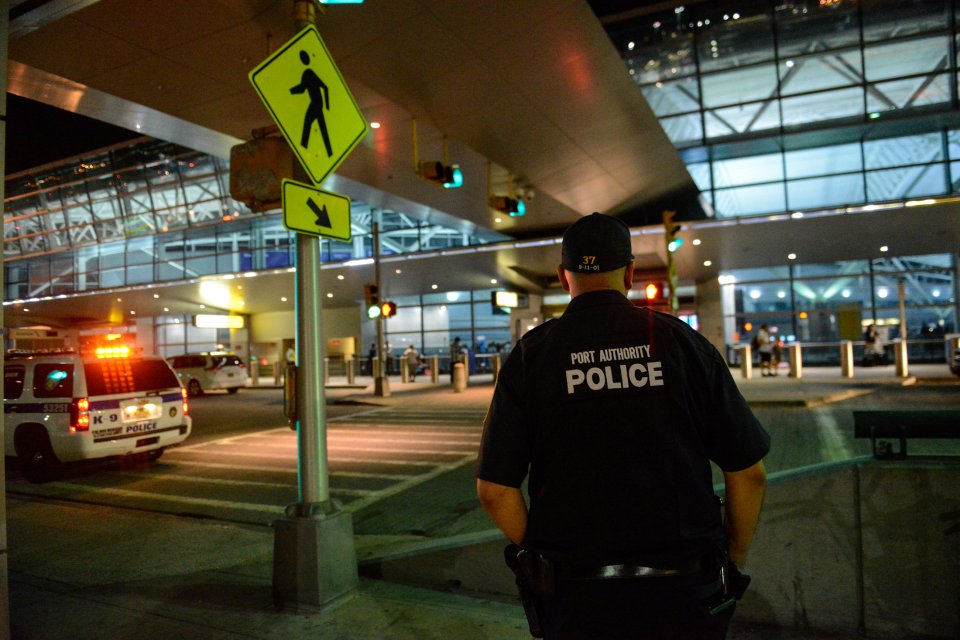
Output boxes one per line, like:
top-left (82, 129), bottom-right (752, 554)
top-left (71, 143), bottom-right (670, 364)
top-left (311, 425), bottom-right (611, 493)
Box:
top-left (167, 352), bottom-right (246, 396)
top-left (4, 350), bottom-right (192, 482)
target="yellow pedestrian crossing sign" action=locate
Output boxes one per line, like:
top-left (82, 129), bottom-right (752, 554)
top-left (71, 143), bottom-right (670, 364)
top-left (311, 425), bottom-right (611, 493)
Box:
top-left (282, 179), bottom-right (352, 241)
top-left (250, 25), bottom-right (368, 186)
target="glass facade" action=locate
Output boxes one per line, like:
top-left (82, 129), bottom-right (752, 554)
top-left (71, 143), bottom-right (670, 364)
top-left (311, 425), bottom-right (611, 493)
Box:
top-left (602, 0), bottom-right (960, 354)
top-left (612, 0), bottom-right (960, 218)
top-left (375, 289), bottom-right (512, 373)
top-left (4, 139), bottom-right (505, 301)
top-left (725, 254), bottom-right (956, 363)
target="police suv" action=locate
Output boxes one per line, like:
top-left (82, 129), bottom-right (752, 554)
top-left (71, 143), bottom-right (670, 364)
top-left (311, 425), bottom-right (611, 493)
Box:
top-left (4, 347), bottom-right (192, 483)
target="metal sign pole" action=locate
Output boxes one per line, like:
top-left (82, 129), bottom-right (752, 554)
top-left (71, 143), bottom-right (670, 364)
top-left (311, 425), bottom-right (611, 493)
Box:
top-left (373, 222), bottom-right (390, 396)
top-left (271, 1), bottom-right (358, 611)
top-left (295, 232), bottom-right (329, 506)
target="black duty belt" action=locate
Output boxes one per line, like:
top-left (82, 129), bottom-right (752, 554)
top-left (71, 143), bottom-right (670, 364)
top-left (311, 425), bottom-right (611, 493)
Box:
top-left (563, 559), bottom-right (704, 580)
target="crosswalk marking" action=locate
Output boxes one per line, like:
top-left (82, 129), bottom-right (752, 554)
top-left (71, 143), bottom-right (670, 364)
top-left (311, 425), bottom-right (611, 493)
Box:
top-left (11, 409), bottom-right (485, 524)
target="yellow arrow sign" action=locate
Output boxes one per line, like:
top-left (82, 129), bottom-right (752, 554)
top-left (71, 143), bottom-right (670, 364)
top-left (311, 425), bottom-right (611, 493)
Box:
top-left (282, 180), bottom-right (351, 241)
top-left (250, 25), bottom-right (368, 186)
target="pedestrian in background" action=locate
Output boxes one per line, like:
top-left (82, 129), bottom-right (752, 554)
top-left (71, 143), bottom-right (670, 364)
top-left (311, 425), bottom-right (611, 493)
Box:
top-left (404, 344), bottom-right (421, 381)
top-left (476, 212), bottom-right (769, 639)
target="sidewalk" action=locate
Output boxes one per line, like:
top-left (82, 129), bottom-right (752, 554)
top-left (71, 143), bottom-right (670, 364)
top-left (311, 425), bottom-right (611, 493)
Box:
top-left (8, 366), bottom-right (956, 639)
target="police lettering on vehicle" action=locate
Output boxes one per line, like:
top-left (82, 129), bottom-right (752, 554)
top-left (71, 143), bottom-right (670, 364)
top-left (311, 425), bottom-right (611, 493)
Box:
top-left (565, 343), bottom-right (664, 394)
top-left (125, 422), bottom-right (158, 434)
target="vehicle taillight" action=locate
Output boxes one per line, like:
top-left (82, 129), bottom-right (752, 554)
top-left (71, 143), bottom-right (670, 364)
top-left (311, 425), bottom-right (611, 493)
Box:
top-left (181, 387), bottom-right (189, 415)
top-left (70, 397), bottom-right (90, 433)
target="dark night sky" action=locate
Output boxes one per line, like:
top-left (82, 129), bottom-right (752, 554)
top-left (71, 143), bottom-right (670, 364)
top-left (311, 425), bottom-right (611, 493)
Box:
top-left (5, 93), bottom-right (140, 175)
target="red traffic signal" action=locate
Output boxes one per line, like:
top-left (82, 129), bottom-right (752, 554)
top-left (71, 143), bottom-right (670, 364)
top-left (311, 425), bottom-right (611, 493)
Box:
top-left (380, 301), bottom-right (397, 318)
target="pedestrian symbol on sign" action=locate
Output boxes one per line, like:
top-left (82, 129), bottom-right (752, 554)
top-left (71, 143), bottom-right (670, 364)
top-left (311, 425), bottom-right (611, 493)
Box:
top-left (249, 24), bottom-right (368, 186)
top-left (290, 50), bottom-right (333, 158)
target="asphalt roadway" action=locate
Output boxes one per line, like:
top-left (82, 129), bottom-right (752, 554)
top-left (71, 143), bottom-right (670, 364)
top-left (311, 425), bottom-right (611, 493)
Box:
top-left (6, 364), bottom-right (958, 639)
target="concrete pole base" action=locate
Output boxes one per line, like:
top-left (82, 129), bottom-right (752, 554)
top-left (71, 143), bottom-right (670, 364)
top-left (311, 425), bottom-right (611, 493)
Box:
top-left (272, 507), bottom-right (358, 612)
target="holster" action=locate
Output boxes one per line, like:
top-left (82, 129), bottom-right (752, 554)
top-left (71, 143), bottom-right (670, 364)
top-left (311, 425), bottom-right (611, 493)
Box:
top-left (702, 545), bottom-right (752, 615)
top-left (504, 544), bottom-right (549, 638)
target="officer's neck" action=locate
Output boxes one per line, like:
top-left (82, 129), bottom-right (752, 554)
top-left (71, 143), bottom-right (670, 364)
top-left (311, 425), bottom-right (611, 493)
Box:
top-left (563, 271), bottom-right (630, 299)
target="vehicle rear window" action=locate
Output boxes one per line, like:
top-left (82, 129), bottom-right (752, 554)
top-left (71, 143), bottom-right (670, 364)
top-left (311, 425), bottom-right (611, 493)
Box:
top-left (84, 358), bottom-right (180, 396)
top-left (4, 365), bottom-right (26, 400)
top-left (33, 364), bottom-right (74, 398)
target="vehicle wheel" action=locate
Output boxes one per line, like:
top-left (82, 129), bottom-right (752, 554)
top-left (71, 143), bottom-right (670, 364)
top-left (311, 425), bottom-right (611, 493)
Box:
top-left (188, 379), bottom-right (203, 397)
top-left (17, 429), bottom-right (60, 483)
top-left (146, 447), bottom-right (165, 462)
top-left (227, 387), bottom-right (240, 394)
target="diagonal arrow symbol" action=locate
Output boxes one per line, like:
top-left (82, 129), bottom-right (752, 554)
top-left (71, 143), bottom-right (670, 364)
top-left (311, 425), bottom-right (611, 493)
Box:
top-left (306, 197), bottom-right (331, 228)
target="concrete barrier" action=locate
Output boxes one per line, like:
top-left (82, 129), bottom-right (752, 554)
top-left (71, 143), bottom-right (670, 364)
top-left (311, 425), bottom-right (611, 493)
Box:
top-left (362, 458), bottom-right (960, 638)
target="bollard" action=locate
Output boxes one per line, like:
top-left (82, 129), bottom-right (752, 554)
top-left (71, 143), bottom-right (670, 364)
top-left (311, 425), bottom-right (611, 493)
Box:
top-left (492, 354), bottom-right (501, 380)
top-left (788, 343), bottom-right (802, 379)
top-left (840, 341), bottom-right (854, 378)
top-left (274, 361), bottom-right (282, 386)
top-left (401, 358), bottom-right (410, 383)
top-left (894, 339), bottom-right (909, 378)
top-left (452, 362), bottom-right (467, 392)
top-left (346, 357), bottom-right (355, 385)
top-left (738, 345), bottom-right (752, 379)
top-left (430, 355), bottom-right (439, 383)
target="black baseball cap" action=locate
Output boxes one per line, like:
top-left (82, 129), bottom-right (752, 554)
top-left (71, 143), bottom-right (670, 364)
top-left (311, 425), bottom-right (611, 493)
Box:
top-left (560, 212), bottom-right (634, 273)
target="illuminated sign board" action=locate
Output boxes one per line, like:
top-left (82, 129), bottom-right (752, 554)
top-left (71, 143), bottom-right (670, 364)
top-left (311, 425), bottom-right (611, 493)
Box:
top-left (193, 315), bottom-right (245, 329)
top-left (494, 291), bottom-right (519, 308)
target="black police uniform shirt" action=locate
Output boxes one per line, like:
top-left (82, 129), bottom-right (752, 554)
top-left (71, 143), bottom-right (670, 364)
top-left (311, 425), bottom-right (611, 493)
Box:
top-left (476, 289), bottom-right (770, 567)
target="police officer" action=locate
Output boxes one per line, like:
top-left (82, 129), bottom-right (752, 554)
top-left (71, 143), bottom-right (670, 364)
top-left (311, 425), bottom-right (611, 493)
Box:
top-left (476, 213), bottom-right (770, 639)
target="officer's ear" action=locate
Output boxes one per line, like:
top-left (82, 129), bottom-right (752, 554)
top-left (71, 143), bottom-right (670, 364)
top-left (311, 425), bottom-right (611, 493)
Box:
top-left (623, 262), bottom-right (635, 291)
top-left (557, 265), bottom-right (571, 292)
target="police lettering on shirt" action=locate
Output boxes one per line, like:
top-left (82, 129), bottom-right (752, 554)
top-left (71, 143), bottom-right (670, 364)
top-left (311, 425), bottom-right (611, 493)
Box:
top-left (565, 344), bottom-right (663, 394)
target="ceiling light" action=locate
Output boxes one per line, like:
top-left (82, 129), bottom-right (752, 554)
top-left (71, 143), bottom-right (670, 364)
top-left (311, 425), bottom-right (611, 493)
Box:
top-left (491, 278), bottom-right (498, 284)
top-left (370, 122), bottom-right (381, 129)
top-left (326, 293), bottom-right (333, 298)
top-left (153, 294), bottom-right (160, 299)
top-left (788, 253), bottom-right (797, 260)
top-left (163, 307), bottom-right (169, 312)
top-left (749, 289), bottom-right (761, 300)
top-left (841, 290), bottom-right (851, 298)
top-left (703, 260), bottom-right (712, 266)
top-left (337, 274), bottom-right (345, 280)
top-left (877, 287), bottom-right (889, 299)
top-left (777, 290), bottom-right (786, 299)
top-left (395, 269), bottom-right (402, 274)
top-left (880, 245), bottom-right (888, 252)
top-left (281, 297), bottom-right (288, 302)
top-left (692, 238), bottom-right (701, 246)
top-left (431, 284), bottom-right (438, 290)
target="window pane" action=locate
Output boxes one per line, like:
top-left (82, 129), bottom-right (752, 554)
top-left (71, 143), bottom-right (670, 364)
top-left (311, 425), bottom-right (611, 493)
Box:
top-left (866, 165), bottom-right (947, 200)
top-left (780, 87), bottom-right (864, 127)
top-left (785, 143), bottom-right (863, 179)
top-left (864, 133), bottom-right (944, 169)
top-left (864, 35), bottom-right (950, 81)
top-left (778, 49), bottom-right (862, 96)
top-left (863, 1), bottom-right (950, 43)
top-left (713, 154), bottom-right (783, 188)
top-left (701, 65), bottom-right (778, 108)
top-left (687, 163), bottom-right (712, 191)
top-left (698, 8), bottom-right (775, 73)
top-left (777, 2), bottom-right (860, 56)
top-left (640, 78), bottom-right (700, 117)
top-left (867, 73), bottom-right (951, 114)
top-left (706, 102), bottom-right (780, 138)
top-left (660, 113), bottom-right (703, 146)
top-left (714, 183), bottom-right (786, 217)
top-left (787, 174), bottom-right (865, 210)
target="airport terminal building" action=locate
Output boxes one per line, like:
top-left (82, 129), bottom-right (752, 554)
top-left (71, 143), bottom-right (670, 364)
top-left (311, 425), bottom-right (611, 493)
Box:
top-left (3, 0), bottom-right (958, 371)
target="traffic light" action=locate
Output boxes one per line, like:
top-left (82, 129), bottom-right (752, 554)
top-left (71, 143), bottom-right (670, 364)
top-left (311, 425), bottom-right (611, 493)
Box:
top-left (662, 209), bottom-right (683, 253)
top-left (364, 283), bottom-right (380, 319)
top-left (634, 280), bottom-right (667, 307)
top-left (419, 161), bottom-right (463, 189)
top-left (645, 282), bottom-right (661, 301)
top-left (380, 301), bottom-right (397, 318)
top-left (490, 196), bottom-right (526, 217)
